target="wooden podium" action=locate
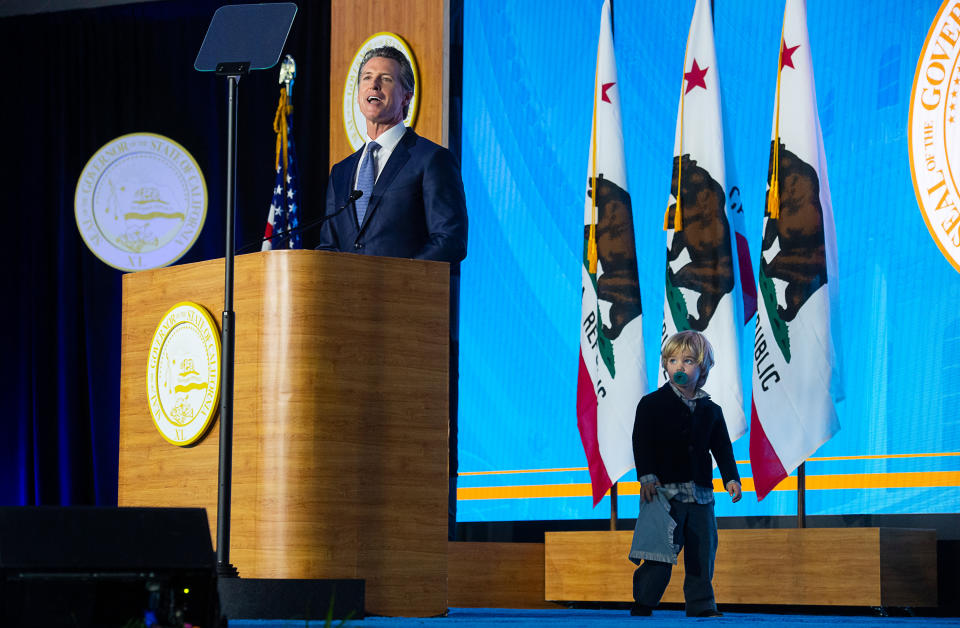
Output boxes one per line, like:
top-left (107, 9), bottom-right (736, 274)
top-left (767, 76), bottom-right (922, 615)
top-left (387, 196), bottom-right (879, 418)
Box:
top-left (118, 250), bottom-right (450, 617)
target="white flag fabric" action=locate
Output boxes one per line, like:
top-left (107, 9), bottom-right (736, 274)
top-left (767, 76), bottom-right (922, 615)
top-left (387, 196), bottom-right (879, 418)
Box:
top-left (749, 0), bottom-right (843, 500)
top-left (577, 0), bottom-right (647, 506)
top-left (660, 0), bottom-right (746, 443)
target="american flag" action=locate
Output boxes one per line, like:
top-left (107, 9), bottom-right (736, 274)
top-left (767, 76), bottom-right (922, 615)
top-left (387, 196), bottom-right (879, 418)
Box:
top-left (262, 85), bottom-right (301, 250)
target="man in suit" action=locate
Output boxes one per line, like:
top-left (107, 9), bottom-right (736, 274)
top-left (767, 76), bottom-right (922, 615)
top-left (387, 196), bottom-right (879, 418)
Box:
top-left (317, 46), bottom-right (468, 540)
top-left (317, 46), bottom-right (468, 261)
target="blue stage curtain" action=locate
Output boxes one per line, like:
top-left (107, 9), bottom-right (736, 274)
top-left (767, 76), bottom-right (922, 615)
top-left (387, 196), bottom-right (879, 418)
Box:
top-left (0, 0), bottom-right (330, 506)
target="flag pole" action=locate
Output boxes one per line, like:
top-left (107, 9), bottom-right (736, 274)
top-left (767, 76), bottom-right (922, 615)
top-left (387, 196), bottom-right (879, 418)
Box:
top-left (610, 483), bottom-right (618, 530)
top-left (607, 0), bottom-right (618, 535)
top-left (797, 461), bottom-right (806, 528)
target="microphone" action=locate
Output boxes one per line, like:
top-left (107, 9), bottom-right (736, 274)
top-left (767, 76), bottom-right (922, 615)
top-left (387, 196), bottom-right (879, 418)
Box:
top-left (238, 190), bottom-right (363, 253)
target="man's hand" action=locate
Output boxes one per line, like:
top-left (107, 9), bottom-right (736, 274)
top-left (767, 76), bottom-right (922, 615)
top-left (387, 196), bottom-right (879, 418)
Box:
top-left (639, 478), bottom-right (661, 503)
top-left (726, 480), bottom-right (742, 503)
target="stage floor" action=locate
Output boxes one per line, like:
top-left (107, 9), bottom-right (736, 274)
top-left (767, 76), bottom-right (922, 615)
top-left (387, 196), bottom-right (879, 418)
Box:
top-left (231, 607), bottom-right (960, 627)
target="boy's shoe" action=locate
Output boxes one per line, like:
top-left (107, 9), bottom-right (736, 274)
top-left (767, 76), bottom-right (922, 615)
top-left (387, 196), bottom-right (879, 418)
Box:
top-left (630, 603), bottom-right (653, 616)
top-left (694, 609), bottom-right (723, 617)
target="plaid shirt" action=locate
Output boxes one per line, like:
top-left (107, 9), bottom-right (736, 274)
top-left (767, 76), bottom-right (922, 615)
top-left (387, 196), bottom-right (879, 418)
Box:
top-left (638, 383), bottom-right (715, 505)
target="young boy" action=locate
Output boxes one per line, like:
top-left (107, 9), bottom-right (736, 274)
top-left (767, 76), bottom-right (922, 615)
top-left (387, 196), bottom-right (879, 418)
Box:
top-left (629, 330), bottom-right (741, 617)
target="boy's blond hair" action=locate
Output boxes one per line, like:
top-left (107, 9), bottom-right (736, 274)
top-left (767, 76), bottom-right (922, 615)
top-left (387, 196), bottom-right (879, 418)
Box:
top-left (661, 330), bottom-right (715, 387)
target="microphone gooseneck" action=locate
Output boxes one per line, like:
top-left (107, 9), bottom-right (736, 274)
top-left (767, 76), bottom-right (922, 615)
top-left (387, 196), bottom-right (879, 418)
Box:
top-left (238, 190), bottom-right (364, 253)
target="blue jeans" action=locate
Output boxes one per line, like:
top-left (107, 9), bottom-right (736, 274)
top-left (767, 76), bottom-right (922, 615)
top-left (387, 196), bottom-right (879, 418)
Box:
top-left (632, 499), bottom-right (719, 616)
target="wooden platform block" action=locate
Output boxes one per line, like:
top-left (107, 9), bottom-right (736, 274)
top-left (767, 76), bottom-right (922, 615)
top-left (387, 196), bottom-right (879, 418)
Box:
top-left (448, 542), bottom-right (561, 609)
top-left (544, 528), bottom-right (937, 607)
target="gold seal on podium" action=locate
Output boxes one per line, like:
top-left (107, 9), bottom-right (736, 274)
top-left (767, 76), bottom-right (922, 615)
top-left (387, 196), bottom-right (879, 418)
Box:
top-left (146, 301), bottom-right (221, 446)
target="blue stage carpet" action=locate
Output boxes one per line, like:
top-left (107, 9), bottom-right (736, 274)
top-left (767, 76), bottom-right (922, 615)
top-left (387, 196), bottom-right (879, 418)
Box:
top-left (231, 607), bottom-right (960, 627)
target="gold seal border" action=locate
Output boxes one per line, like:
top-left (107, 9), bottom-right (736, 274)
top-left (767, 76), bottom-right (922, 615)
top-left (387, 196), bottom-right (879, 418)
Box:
top-left (907, 0), bottom-right (960, 274)
top-left (342, 32), bottom-right (421, 151)
top-left (73, 132), bottom-right (208, 273)
top-left (146, 301), bottom-right (222, 447)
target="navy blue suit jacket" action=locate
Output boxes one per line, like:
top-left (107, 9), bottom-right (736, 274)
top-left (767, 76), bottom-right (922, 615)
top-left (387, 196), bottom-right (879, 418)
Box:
top-left (317, 128), bottom-right (468, 264)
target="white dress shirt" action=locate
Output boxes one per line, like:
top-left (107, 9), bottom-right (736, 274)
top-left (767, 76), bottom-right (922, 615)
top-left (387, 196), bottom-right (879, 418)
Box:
top-left (354, 122), bottom-right (407, 188)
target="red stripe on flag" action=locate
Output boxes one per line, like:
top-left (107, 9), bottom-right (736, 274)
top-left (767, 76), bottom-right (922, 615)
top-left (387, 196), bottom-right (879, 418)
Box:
top-left (749, 398), bottom-right (787, 500)
top-left (736, 232), bottom-right (757, 324)
top-left (577, 352), bottom-right (612, 505)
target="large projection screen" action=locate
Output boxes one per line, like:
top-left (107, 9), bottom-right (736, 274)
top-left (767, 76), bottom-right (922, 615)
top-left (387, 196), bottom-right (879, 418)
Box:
top-left (457, 0), bottom-right (960, 522)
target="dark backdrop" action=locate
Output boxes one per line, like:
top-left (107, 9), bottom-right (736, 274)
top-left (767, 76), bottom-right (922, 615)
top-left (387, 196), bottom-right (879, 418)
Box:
top-left (0, 0), bottom-right (330, 506)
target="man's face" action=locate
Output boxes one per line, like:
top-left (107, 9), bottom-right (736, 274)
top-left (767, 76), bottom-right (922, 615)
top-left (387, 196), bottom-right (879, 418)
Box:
top-left (357, 56), bottom-right (411, 128)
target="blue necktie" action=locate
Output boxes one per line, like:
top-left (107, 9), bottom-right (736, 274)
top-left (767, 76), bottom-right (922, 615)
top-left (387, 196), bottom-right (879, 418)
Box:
top-left (355, 141), bottom-right (379, 225)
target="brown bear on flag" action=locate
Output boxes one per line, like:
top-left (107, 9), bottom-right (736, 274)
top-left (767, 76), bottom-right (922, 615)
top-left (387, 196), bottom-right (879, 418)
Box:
top-left (749, 0), bottom-right (842, 501)
top-left (660, 0), bottom-right (747, 442)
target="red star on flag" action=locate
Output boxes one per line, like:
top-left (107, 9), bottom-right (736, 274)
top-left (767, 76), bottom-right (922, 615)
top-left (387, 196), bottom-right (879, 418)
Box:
top-left (780, 39), bottom-right (800, 70)
top-left (684, 59), bottom-right (708, 94)
top-left (601, 82), bottom-right (616, 103)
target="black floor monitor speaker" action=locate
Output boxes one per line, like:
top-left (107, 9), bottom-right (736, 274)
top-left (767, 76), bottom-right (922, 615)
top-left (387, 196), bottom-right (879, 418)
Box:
top-left (0, 506), bottom-right (218, 628)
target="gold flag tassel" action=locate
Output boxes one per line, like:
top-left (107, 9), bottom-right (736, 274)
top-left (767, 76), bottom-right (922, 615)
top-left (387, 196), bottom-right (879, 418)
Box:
top-left (664, 151), bottom-right (683, 231)
top-left (274, 55), bottom-right (296, 181)
top-left (769, 138), bottom-right (780, 220)
top-left (587, 42), bottom-right (601, 275)
top-left (665, 156), bottom-right (684, 232)
top-left (588, 188), bottom-right (598, 274)
top-left (273, 88), bottom-right (290, 179)
top-left (769, 27), bottom-right (785, 221)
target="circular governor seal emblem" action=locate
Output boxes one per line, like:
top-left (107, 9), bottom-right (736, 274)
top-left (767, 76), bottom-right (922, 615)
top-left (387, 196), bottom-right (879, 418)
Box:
top-left (909, 0), bottom-right (960, 273)
top-left (75, 133), bottom-right (207, 272)
top-left (146, 302), bottom-right (221, 446)
top-left (343, 32), bottom-right (420, 151)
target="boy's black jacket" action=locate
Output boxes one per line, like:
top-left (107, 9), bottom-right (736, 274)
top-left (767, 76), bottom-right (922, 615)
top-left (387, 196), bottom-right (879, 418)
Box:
top-left (632, 383), bottom-right (741, 490)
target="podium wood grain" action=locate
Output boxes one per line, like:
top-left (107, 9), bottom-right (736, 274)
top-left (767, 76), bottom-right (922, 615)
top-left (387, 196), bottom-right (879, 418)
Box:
top-left (119, 250), bottom-right (450, 616)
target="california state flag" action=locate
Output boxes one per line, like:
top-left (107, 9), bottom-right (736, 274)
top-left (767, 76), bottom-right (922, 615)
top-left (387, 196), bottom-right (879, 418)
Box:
top-left (750, 0), bottom-right (843, 500)
top-left (660, 0), bottom-right (746, 442)
top-left (577, 0), bottom-right (647, 506)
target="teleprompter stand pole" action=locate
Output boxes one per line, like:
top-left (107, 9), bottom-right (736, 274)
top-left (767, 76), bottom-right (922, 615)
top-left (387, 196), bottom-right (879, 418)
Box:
top-left (215, 64), bottom-right (246, 577)
top-left (195, 3), bottom-right (298, 579)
